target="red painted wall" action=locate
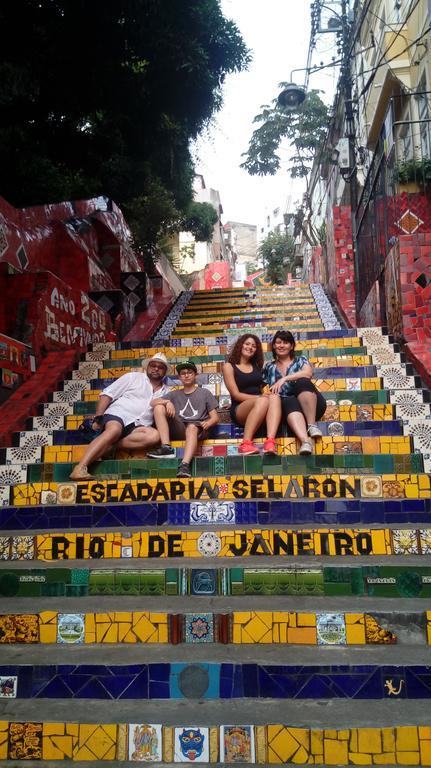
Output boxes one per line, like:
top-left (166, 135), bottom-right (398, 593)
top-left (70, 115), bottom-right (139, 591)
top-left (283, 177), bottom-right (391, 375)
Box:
top-left (326, 205), bottom-right (356, 327)
top-left (0, 195), bottom-right (147, 362)
top-left (204, 261), bottom-right (232, 290)
top-left (3, 272), bottom-right (115, 359)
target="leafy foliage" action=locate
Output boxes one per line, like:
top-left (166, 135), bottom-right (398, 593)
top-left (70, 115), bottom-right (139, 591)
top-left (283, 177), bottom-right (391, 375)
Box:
top-left (246, 259), bottom-right (260, 275)
top-left (394, 158), bottom-right (431, 188)
top-left (180, 202), bottom-right (218, 241)
top-left (0, 0), bottom-right (250, 248)
top-left (241, 89), bottom-right (330, 178)
top-left (258, 230), bottom-right (297, 284)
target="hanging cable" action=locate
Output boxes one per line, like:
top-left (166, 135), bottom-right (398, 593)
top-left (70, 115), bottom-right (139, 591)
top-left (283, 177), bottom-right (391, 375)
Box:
top-left (358, 0), bottom-right (421, 96)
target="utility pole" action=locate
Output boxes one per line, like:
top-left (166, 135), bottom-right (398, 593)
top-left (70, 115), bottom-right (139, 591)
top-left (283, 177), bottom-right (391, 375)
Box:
top-left (340, 0), bottom-right (360, 321)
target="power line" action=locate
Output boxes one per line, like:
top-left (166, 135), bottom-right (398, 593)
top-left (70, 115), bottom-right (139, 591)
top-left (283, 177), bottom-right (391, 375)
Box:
top-left (358, 0), bottom-right (422, 96)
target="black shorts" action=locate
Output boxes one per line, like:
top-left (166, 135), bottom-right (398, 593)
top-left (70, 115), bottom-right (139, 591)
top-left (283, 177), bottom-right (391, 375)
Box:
top-left (101, 414), bottom-right (139, 438)
top-left (168, 417), bottom-right (204, 440)
top-left (230, 402), bottom-right (240, 425)
top-left (281, 378), bottom-right (327, 420)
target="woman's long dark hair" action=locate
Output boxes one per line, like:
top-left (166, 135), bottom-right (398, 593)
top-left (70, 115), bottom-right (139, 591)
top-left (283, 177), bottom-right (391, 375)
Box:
top-left (228, 333), bottom-right (264, 368)
top-left (271, 330), bottom-right (296, 360)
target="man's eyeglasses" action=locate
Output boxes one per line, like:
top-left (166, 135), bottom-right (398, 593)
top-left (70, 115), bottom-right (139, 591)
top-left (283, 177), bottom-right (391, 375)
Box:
top-left (148, 363), bottom-right (166, 370)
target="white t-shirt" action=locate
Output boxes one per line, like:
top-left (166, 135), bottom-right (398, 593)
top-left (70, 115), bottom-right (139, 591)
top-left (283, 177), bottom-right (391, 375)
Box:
top-left (101, 372), bottom-right (170, 427)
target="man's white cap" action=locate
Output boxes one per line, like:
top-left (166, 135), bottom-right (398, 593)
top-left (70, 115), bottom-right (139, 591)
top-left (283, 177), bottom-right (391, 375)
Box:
top-left (143, 352), bottom-right (169, 373)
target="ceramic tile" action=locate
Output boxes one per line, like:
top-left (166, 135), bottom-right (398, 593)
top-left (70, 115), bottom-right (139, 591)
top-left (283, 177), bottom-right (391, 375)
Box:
top-left (174, 727), bottom-right (209, 762)
top-left (220, 725), bottom-right (255, 763)
top-left (57, 613), bottom-right (85, 644)
top-left (190, 569), bottom-right (218, 596)
top-left (184, 613), bottom-right (214, 643)
top-left (316, 613), bottom-right (346, 645)
top-left (128, 724), bottom-right (162, 761)
top-left (0, 676), bottom-right (17, 698)
top-left (8, 722), bottom-right (43, 760)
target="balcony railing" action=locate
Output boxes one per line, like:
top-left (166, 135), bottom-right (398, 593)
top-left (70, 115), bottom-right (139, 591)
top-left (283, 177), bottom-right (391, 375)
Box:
top-left (355, 93), bottom-right (431, 308)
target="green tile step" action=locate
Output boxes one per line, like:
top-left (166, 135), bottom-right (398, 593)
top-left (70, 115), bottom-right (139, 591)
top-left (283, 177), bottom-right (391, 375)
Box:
top-left (22, 452), bottom-right (424, 484)
top-left (2, 564), bottom-right (431, 598)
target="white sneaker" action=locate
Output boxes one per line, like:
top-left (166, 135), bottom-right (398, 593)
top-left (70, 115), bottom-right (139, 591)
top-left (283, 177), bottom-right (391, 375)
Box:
top-left (308, 424), bottom-right (323, 438)
top-left (299, 440), bottom-right (313, 455)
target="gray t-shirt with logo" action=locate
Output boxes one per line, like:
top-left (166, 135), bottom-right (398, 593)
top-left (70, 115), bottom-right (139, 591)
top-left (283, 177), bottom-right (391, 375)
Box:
top-left (165, 387), bottom-right (218, 424)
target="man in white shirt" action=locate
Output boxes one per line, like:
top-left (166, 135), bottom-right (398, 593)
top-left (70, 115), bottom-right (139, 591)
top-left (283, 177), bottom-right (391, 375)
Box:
top-left (70, 353), bottom-right (170, 480)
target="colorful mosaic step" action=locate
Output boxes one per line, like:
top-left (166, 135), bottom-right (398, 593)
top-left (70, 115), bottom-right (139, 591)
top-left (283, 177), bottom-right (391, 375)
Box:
top-left (22, 435), bottom-right (421, 464)
top-left (0, 608), bottom-right (418, 646)
top-left (74, 362), bottom-right (418, 386)
top-left (31, 402), bottom-right (430, 429)
top-left (97, 352), bottom-right (380, 369)
top-left (0, 720), bottom-right (430, 764)
top-left (2, 565), bottom-right (431, 598)
top-left (1, 526), bottom-right (431, 562)
top-left (6, 472), bottom-right (431, 508)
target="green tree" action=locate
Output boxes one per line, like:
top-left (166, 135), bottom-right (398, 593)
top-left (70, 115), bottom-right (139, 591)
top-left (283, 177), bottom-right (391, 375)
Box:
top-left (246, 259), bottom-right (260, 275)
top-left (258, 231), bottom-right (297, 284)
top-left (241, 89), bottom-right (330, 178)
top-left (180, 202), bottom-right (218, 242)
top-left (0, 0), bottom-right (250, 250)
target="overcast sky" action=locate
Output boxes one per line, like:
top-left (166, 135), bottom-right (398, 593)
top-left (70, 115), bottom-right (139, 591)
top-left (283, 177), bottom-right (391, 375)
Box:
top-left (193, 0), bottom-right (339, 230)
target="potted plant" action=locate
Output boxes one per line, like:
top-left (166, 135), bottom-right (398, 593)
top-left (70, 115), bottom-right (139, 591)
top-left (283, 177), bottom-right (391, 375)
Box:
top-left (393, 157), bottom-right (431, 192)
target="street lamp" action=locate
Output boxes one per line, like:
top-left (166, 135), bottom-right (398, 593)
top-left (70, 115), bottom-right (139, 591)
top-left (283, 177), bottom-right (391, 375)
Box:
top-left (277, 82), bottom-right (306, 110)
top-left (277, 68), bottom-right (308, 110)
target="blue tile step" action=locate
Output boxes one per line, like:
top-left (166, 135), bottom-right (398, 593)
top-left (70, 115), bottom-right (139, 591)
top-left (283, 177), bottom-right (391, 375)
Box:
top-left (2, 496), bottom-right (431, 530)
top-left (3, 662), bottom-right (431, 700)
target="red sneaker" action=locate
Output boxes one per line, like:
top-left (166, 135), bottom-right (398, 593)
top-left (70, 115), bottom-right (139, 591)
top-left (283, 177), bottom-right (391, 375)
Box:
top-left (263, 438), bottom-right (277, 455)
top-left (238, 440), bottom-right (260, 455)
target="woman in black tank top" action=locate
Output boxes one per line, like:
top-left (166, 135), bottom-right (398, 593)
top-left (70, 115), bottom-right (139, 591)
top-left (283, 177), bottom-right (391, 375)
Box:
top-left (223, 333), bottom-right (281, 455)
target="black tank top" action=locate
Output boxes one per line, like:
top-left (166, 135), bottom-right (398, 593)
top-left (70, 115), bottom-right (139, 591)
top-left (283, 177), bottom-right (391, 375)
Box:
top-left (231, 364), bottom-right (263, 405)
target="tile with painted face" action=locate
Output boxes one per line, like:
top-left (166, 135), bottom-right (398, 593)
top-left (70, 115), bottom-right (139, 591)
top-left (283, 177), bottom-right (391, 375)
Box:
top-left (174, 727), bottom-right (209, 763)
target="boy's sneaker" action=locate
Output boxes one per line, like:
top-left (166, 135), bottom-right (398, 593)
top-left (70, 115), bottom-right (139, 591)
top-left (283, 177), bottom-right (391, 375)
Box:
top-left (299, 440), bottom-right (313, 455)
top-left (147, 444), bottom-right (176, 458)
top-left (263, 438), bottom-right (277, 455)
top-left (238, 440), bottom-right (260, 455)
top-left (307, 424), bottom-right (323, 438)
top-left (177, 462), bottom-right (192, 478)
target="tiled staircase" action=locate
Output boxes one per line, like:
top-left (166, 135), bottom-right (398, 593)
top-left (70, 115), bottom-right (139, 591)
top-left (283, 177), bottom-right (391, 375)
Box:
top-left (1, 283), bottom-right (431, 766)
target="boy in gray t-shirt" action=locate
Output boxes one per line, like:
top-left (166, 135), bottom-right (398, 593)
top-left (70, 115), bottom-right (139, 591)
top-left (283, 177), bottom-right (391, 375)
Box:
top-left (148, 361), bottom-right (219, 477)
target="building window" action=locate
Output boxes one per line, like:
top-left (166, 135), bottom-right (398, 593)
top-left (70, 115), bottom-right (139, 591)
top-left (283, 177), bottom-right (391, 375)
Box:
top-left (397, 109), bottom-right (413, 160)
top-left (417, 75), bottom-right (431, 160)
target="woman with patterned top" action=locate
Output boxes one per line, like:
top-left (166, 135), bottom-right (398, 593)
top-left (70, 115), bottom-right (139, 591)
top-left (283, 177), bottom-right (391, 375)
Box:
top-left (223, 333), bottom-right (281, 455)
top-left (262, 330), bottom-right (326, 455)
